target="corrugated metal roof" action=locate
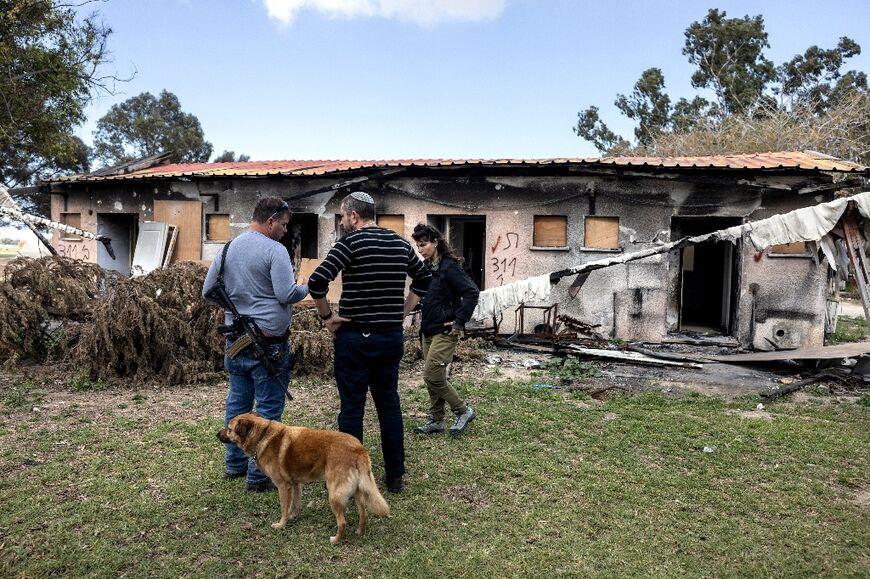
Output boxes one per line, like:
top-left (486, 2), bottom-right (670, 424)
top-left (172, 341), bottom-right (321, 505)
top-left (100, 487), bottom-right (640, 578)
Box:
top-left (591, 151), bottom-right (867, 172)
top-left (51, 151), bottom-right (868, 183)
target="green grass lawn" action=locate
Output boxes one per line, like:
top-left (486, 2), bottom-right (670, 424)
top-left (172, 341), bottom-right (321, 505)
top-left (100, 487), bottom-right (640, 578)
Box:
top-left (829, 315), bottom-right (868, 345)
top-left (0, 377), bottom-right (867, 577)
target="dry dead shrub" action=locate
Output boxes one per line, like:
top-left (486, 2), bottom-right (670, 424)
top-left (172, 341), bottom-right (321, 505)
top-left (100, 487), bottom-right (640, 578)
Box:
top-left (0, 256), bottom-right (108, 360)
top-left (401, 332), bottom-right (423, 368)
top-left (645, 92), bottom-right (870, 163)
top-left (289, 306), bottom-right (334, 377)
top-left (73, 262), bottom-right (224, 387)
top-left (455, 337), bottom-right (490, 362)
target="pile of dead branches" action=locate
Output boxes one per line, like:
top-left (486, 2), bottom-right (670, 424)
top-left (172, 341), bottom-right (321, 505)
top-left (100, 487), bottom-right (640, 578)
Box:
top-left (73, 262), bottom-right (225, 386)
top-left (0, 257), bottom-right (495, 386)
top-left (290, 306), bottom-right (337, 376)
top-left (0, 257), bottom-right (107, 363)
top-left (0, 257), bottom-right (307, 386)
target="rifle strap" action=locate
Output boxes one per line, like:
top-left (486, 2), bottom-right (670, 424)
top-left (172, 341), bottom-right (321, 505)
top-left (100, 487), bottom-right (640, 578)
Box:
top-left (216, 239), bottom-right (232, 289)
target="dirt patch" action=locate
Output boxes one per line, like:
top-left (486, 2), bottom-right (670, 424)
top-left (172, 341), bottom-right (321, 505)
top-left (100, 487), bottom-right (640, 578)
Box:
top-left (6, 339), bottom-right (857, 432)
top-left (723, 409), bottom-right (775, 420)
top-left (856, 488), bottom-right (870, 508)
top-left (444, 483), bottom-right (488, 506)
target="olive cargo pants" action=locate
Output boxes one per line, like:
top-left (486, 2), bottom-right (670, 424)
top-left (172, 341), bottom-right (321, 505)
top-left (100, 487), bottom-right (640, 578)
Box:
top-left (421, 333), bottom-right (467, 421)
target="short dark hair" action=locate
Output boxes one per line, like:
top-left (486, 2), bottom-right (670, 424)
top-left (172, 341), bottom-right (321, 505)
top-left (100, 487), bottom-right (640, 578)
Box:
top-left (341, 193), bottom-right (375, 221)
top-left (252, 197), bottom-right (289, 223)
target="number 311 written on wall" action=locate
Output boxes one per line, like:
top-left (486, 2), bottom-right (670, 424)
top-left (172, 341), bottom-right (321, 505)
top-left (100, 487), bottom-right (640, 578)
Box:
top-left (491, 256), bottom-right (516, 286)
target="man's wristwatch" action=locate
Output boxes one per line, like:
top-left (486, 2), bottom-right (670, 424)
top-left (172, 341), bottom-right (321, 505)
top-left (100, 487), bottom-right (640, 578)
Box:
top-left (320, 310), bottom-right (333, 321)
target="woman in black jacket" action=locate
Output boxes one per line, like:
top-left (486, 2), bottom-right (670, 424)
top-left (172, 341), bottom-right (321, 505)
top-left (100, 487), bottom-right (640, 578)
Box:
top-left (411, 223), bottom-right (480, 435)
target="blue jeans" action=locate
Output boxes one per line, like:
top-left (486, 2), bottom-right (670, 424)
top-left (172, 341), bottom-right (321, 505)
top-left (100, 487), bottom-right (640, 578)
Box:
top-left (334, 329), bottom-right (405, 481)
top-left (223, 341), bottom-right (291, 484)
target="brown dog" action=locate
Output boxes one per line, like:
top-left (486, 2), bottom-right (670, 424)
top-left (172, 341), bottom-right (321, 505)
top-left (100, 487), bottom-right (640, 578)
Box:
top-left (217, 412), bottom-right (390, 544)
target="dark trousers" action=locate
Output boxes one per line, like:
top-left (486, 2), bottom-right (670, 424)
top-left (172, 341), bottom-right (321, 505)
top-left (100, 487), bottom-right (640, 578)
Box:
top-left (334, 328), bottom-right (405, 481)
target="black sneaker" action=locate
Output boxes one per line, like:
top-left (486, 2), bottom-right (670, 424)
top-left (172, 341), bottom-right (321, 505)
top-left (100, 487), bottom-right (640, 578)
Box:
top-left (224, 470), bottom-right (246, 480)
top-left (245, 479), bottom-right (277, 493)
top-left (384, 475), bottom-right (404, 494)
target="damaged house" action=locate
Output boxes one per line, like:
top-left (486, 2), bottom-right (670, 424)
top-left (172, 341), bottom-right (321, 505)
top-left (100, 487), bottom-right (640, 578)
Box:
top-left (42, 151), bottom-right (869, 349)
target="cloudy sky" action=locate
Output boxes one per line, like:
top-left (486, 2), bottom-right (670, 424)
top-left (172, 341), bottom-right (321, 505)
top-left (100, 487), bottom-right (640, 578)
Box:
top-left (75, 0), bottom-right (870, 161)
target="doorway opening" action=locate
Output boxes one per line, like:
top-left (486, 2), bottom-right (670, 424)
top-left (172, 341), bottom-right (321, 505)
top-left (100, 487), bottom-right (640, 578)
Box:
top-left (281, 212), bottom-right (318, 273)
top-left (672, 216), bottom-right (741, 334)
top-left (427, 215), bottom-right (485, 289)
top-left (97, 213), bottom-right (137, 276)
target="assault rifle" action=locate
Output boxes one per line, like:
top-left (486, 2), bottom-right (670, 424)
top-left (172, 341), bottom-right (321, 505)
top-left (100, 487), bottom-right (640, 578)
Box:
top-left (206, 281), bottom-right (279, 378)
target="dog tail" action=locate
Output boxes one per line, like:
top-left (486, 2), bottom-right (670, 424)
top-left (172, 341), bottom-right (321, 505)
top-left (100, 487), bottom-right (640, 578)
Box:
top-left (358, 468), bottom-right (391, 518)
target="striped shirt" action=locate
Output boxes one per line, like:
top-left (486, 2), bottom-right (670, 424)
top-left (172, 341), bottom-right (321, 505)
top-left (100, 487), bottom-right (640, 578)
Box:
top-left (308, 226), bottom-right (431, 331)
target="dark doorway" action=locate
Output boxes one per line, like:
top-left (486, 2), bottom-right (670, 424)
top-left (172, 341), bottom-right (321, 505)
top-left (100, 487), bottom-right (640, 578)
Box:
top-left (672, 216), bottom-right (741, 333)
top-left (280, 212), bottom-right (318, 272)
top-left (97, 213), bottom-right (136, 276)
top-left (427, 216), bottom-right (485, 289)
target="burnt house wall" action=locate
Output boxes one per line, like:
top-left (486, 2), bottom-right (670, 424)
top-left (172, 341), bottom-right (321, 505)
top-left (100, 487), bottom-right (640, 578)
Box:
top-left (50, 169), bottom-right (834, 347)
top-left (734, 192), bottom-right (830, 349)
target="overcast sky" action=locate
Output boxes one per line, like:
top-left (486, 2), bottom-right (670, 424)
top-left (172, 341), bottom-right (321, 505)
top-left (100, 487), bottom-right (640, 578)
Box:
top-left (75, 0), bottom-right (870, 161)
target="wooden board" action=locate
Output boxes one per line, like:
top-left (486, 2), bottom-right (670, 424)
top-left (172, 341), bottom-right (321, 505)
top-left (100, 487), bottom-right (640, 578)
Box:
top-left (296, 258), bottom-right (342, 304)
top-left (533, 215), bottom-right (567, 247)
top-left (709, 341), bottom-right (870, 362)
top-left (377, 214), bottom-right (405, 235)
top-left (154, 200), bottom-right (202, 262)
top-left (206, 214), bottom-right (230, 241)
top-left (770, 241), bottom-right (808, 254)
top-left (584, 216), bottom-right (619, 249)
top-left (162, 225), bottom-right (178, 266)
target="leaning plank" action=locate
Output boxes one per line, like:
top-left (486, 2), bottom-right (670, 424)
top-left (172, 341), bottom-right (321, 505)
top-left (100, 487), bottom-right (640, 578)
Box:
top-left (562, 344), bottom-right (703, 368)
top-left (708, 341), bottom-right (870, 362)
top-left (626, 344), bottom-right (708, 364)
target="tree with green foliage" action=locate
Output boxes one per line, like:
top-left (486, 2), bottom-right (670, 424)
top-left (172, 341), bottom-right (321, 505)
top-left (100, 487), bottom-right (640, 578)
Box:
top-left (777, 37), bottom-right (868, 111)
top-left (574, 8), bottom-right (869, 163)
top-left (0, 0), bottom-right (116, 212)
top-left (614, 68), bottom-right (672, 147)
top-left (92, 90), bottom-right (213, 166)
top-left (682, 9), bottom-right (776, 116)
top-left (212, 150), bottom-right (251, 162)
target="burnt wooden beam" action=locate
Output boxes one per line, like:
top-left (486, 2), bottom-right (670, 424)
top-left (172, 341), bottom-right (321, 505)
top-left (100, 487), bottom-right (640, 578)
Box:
top-left (841, 205), bottom-right (870, 322)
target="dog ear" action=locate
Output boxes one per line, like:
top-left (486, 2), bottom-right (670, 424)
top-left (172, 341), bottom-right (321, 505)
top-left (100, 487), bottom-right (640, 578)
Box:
top-left (234, 419), bottom-right (251, 439)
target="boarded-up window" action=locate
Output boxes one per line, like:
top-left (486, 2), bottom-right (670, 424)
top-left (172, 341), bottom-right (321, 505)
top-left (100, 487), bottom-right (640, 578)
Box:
top-left (533, 215), bottom-right (567, 247)
top-left (770, 241), bottom-right (809, 255)
top-left (584, 216), bottom-right (620, 249)
top-left (60, 212), bottom-right (82, 241)
top-left (206, 214), bottom-right (230, 241)
top-left (377, 214), bottom-right (404, 235)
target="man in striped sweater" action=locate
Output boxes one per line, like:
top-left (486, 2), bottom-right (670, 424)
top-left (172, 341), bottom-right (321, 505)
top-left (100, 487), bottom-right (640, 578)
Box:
top-left (309, 192), bottom-right (431, 494)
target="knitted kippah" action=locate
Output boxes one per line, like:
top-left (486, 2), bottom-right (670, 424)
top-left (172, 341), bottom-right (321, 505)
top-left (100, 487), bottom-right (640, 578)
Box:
top-left (349, 191), bottom-right (374, 204)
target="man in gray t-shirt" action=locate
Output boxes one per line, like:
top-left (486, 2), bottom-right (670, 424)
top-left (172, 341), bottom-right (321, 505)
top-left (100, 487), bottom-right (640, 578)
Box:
top-left (203, 196), bottom-right (308, 492)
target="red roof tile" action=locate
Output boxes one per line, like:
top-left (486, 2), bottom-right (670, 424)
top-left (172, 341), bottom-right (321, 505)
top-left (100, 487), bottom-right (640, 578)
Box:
top-left (51, 151), bottom-right (867, 183)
